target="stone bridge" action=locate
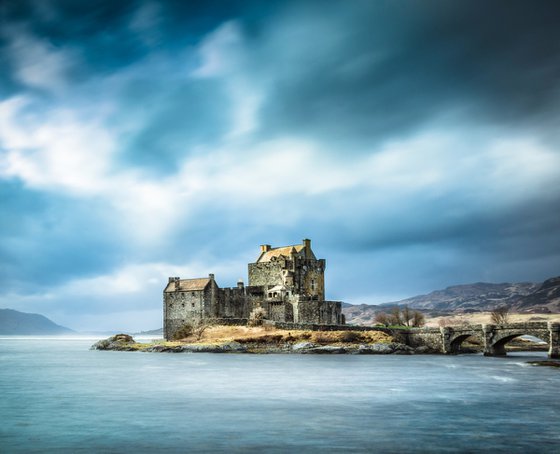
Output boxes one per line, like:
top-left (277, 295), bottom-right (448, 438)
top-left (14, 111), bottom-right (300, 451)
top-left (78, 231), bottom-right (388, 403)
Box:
top-left (407, 322), bottom-right (560, 358)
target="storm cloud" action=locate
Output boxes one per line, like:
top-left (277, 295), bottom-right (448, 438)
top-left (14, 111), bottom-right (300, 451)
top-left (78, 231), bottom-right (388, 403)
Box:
top-left (0, 0), bottom-right (559, 330)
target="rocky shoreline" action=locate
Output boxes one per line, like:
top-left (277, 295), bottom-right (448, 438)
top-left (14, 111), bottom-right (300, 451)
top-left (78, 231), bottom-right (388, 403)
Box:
top-left (90, 334), bottom-right (436, 355)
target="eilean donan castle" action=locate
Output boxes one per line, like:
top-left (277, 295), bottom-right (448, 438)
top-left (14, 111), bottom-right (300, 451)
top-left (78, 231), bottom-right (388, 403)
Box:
top-left (163, 239), bottom-right (344, 339)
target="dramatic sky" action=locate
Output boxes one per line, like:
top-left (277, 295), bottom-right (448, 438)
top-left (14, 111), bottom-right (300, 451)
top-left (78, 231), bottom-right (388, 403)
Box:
top-left (1, 0), bottom-right (559, 331)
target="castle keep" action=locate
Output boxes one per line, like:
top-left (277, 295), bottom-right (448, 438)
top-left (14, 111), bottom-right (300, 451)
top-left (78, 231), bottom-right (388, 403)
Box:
top-left (163, 239), bottom-right (344, 339)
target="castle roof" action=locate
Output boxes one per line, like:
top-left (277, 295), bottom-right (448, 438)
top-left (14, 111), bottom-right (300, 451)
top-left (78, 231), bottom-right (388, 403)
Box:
top-left (258, 245), bottom-right (303, 262)
top-left (164, 278), bottom-right (211, 292)
top-left (257, 243), bottom-right (316, 263)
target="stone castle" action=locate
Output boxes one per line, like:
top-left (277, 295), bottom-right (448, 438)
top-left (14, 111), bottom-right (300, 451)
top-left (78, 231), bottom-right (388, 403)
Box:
top-left (163, 239), bottom-right (344, 339)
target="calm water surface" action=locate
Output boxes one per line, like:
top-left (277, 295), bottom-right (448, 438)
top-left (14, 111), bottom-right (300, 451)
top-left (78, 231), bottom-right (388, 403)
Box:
top-left (0, 337), bottom-right (559, 453)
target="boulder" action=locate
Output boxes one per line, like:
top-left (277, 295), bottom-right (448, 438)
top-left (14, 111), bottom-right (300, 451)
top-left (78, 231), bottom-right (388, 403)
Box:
top-left (291, 342), bottom-right (317, 351)
top-left (90, 334), bottom-right (136, 351)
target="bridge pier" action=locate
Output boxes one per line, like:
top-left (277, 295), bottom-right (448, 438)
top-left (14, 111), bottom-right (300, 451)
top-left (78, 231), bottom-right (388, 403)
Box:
top-left (549, 322), bottom-right (560, 359)
top-left (440, 327), bottom-right (453, 354)
top-left (482, 324), bottom-right (506, 357)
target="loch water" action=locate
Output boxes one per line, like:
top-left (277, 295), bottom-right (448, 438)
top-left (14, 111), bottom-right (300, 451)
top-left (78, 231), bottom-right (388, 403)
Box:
top-left (0, 337), bottom-right (559, 453)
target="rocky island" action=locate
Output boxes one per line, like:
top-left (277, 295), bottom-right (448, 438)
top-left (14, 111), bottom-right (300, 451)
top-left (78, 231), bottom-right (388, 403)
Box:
top-left (91, 326), bottom-right (431, 355)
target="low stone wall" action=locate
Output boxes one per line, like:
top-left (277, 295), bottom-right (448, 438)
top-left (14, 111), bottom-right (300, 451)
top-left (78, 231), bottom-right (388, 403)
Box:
top-left (405, 328), bottom-right (444, 352)
top-left (264, 320), bottom-right (394, 335)
top-left (210, 318), bottom-right (248, 326)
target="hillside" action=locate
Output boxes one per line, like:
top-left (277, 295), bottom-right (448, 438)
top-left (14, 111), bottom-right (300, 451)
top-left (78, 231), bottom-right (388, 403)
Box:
top-left (0, 308), bottom-right (74, 335)
top-left (134, 328), bottom-right (163, 336)
top-left (342, 276), bottom-right (560, 325)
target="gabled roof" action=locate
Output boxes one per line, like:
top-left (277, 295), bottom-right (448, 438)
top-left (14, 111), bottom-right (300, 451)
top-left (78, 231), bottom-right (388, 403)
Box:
top-left (257, 243), bottom-right (316, 263)
top-left (164, 278), bottom-right (211, 293)
top-left (258, 245), bottom-right (303, 262)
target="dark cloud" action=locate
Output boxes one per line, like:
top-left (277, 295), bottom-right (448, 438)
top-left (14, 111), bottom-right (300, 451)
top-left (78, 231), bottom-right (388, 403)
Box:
top-left (252, 0), bottom-right (560, 148)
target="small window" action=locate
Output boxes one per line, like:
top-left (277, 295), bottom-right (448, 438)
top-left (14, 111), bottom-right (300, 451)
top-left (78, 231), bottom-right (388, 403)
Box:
top-left (192, 292), bottom-right (195, 296)
top-left (181, 303), bottom-right (185, 307)
top-left (191, 303), bottom-right (195, 308)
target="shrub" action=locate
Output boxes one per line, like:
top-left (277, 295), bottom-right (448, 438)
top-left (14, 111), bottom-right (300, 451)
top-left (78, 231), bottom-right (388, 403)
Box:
top-left (338, 331), bottom-right (361, 343)
top-left (381, 306), bottom-right (426, 327)
top-left (375, 312), bottom-right (390, 326)
top-left (311, 332), bottom-right (332, 344)
top-left (491, 306), bottom-right (510, 324)
top-left (173, 323), bottom-right (194, 340)
top-left (173, 319), bottom-right (213, 341)
top-left (248, 306), bottom-right (267, 327)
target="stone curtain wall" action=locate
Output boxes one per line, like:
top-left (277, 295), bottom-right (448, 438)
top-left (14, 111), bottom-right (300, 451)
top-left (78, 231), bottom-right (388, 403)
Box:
top-left (296, 301), bottom-right (342, 325)
top-left (219, 287), bottom-right (248, 319)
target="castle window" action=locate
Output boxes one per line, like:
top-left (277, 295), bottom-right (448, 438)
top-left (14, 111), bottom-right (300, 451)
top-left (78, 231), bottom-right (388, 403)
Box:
top-left (192, 303), bottom-right (195, 308)
top-left (192, 292), bottom-right (195, 296)
top-left (311, 279), bottom-right (316, 291)
top-left (181, 303), bottom-right (185, 307)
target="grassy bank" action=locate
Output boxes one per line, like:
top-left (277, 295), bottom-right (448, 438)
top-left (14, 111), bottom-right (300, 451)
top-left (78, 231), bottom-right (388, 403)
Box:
top-left (179, 325), bottom-right (393, 345)
top-left (92, 327), bottom-right (397, 353)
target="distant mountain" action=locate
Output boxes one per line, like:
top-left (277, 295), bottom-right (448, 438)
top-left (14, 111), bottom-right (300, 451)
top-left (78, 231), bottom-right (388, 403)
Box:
top-left (0, 308), bottom-right (74, 335)
top-left (342, 276), bottom-right (560, 325)
top-left (513, 277), bottom-right (560, 312)
top-left (343, 304), bottom-right (380, 325)
top-left (134, 328), bottom-right (163, 336)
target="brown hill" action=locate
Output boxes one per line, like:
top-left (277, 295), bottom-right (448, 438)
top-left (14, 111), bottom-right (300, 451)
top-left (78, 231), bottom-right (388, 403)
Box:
top-left (342, 276), bottom-right (560, 325)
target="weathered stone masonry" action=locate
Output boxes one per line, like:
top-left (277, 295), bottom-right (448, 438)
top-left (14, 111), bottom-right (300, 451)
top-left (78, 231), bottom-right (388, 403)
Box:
top-left (407, 322), bottom-right (560, 359)
top-left (163, 239), bottom-right (344, 340)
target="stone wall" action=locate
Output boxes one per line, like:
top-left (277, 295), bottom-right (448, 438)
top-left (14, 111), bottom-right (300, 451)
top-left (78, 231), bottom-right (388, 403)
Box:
top-left (298, 259), bottom-right (325, 300)
top-left (295, 300), bottom-right (342, 324)
top-left (219, 287), bottom-right (247, 319)
top-left (164, 288), bottom-right (210, 340)
top-left (405, 328), bottom-right (445, 351)
top-left (248, 262), bottom-right (284, 288)
top-left (264, 320), bottom-right (393, 334)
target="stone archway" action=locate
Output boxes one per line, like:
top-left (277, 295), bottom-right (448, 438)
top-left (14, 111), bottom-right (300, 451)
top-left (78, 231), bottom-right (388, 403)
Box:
top-left (441, 326), bottom-right (484, 354)
top-left (483, 322), bottom-right (559, 358)
top-left (486, 333), bottom-right (547, 356)
top-left (448, 334), bottom-right (481, 354)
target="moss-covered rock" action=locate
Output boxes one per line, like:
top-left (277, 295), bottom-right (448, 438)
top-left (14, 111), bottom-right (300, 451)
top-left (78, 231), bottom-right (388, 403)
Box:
top-left (90, 334), bottom-right (138, 351)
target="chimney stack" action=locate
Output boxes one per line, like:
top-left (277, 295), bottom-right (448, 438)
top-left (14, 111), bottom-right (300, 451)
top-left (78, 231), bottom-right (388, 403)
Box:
top-left (303, 239), bottom-right (311, 257)
top-left (209, 273), bottom-right (215, 280)
top-left (260, 244), bottom-right (271, 253)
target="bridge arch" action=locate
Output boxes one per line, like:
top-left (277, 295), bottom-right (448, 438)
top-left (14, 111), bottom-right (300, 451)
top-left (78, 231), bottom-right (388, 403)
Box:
top-left (487, 332), bottom-right (548, 356)
top-left (441, 326), bottom-right (484, 355)
top-left (448, 333), bottom-right (484, 354)
top-left (483, 323), bottom-right (557, 357)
